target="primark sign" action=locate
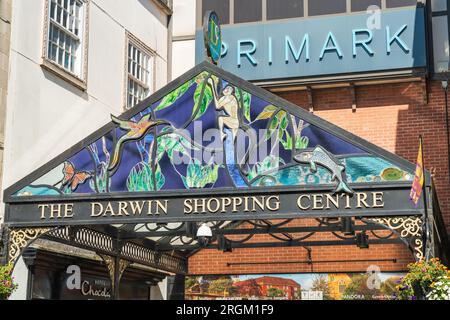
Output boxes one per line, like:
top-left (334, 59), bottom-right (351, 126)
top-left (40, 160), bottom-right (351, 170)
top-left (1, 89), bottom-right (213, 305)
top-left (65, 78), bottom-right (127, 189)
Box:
top-left (195, 7), bottom-right (426, 82)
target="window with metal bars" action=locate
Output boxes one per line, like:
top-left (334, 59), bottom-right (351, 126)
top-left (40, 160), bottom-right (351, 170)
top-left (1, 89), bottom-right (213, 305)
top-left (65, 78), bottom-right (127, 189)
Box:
top-left (126, 40), bottom-right (154, 109)
top-left (46, 0), bottom-right (85, 77)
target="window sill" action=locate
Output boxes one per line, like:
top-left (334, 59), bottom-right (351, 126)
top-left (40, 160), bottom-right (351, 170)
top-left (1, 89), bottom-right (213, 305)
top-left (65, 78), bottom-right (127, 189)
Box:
top-left (40, 59), bottom-right (87, 91)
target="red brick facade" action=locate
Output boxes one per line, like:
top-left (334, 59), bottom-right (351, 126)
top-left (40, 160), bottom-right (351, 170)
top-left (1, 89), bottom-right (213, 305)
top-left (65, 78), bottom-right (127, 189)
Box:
top-left (188, 79), bottom-right (450, 275)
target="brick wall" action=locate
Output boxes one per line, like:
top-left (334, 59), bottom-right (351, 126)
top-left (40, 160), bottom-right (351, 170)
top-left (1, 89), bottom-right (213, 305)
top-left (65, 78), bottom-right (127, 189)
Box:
top-left (188, 79), bottom-right (449, 275)
top-left (279, 80), bottom-right (450, 229)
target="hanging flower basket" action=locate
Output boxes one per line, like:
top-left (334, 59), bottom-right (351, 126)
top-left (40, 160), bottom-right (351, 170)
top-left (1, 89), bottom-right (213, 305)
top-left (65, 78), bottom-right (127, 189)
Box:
top-left (0, 264), bottom-right (18, 300)
top-left (396, 258), bottom-right (450, 300)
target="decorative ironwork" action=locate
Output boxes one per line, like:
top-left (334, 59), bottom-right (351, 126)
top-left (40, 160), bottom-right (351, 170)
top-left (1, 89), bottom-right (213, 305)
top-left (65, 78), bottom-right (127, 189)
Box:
top-left (43, 226), bottom-right (187, 274)
top-left (366, 217), bottom-right (423, 261)
top-left (8, 227), bottom-right (54, 264)
top-left (98, 254), bottom-right (131, 292)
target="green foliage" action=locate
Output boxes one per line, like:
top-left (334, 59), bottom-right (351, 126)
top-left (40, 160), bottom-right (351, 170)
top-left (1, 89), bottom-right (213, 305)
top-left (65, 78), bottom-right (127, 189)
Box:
top-left (185, 277), bottom-right (199, 291)
top-left (255, 105), bottom-right (278, 121)
top-left (208, 278), bottom-right (235, 294)
top-left (235, 88), bottom-right (252, 122)
top-left (267, 287), bottom-right (285, 298)
top-left (291, 116), bottom-right (309, 150)
top-left (396, 258), bottom-right (450, 300)
top-left (154, 72), bottom-right (210, 112)
top-left (256, 108), bottom-right (309, 150)
top-left (126, 162), bottom-right (165, 192)
top-left (157, 132), bottom-right (196, 163)
top-left (342, 274), bottom-right (382, 300)
top-left (311, 275), bottom-right (332, 300)
top-left (182, 159), bottom-right (221, 189)
top-left (0, 264), bottom-right (18, 300)
top-left (247, 155), bottom-right (285, 181)
top-left (192, 74), bottom-right (217, 121)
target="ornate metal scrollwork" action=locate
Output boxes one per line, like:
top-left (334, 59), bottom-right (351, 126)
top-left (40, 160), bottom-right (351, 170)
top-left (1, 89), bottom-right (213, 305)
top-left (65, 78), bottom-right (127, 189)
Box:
top-left (98, 253), bottom-right (131, 292)
top-left (366, 217), bottom-right (423, 261)
top-left (8, 227), bottom-right (54, 265)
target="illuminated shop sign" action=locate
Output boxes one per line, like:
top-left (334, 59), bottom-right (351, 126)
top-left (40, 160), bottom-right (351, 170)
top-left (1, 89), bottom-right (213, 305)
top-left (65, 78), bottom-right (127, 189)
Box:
top-left (195, 7), bottom-right (426, 81)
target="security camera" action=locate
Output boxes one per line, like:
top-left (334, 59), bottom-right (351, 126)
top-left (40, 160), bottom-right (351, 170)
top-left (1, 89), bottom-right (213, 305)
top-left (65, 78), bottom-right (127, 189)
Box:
top-left (196, 223), bottom-right (212, 247)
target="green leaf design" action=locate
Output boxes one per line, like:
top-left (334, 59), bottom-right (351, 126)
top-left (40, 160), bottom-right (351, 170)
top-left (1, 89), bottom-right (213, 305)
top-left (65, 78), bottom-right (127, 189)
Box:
top-left (247, 155), bottom-right (285, 181)
top-left (182, 159), bottom-right (221, 189)
top-left (256, 105), bottom-right (278, 121)
top-left (235, 88), bottom-right (252, 122)
top-left (127, 162), bottom-right (165, 192)
top-left (157, 133), bottom-right (198, 163)
top-left (192, 80), bottom-right (213, 121)
top-left (295, 136), bottom-right (310, 150)
top-left (155, 80), bottom-right (194, 111)
top-left (290, 117), bottom-right (310, 150)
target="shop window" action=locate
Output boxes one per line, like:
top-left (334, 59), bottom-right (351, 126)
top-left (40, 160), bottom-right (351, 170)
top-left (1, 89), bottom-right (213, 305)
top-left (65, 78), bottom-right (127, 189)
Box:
top-left (308, 0), bottom-right (346, 16)
top-left (44, 0), bottom-right (87, 82)
top-left (430, 0), bottom-right (450, 75)
top-left (431, 0), bottom-right (447, 11)
top-left (126, 35), bottom-right (155, 109)
top-left (267, 0), bottom-right (303, 20)
top-left (432, 16), bottom-right (449, 73)
top-left (351, 0), bottom-right (382, 12)
top-left (202, 0), bottom-right (230, 24)
top-left (386, 0), bottom-right (418, 8)
top-left (234, 0), bottom-right (262, 23)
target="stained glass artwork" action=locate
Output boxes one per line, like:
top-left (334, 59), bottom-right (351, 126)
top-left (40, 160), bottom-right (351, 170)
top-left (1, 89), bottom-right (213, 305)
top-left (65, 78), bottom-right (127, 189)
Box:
top-left (13, 68), bottom-right (413, 197)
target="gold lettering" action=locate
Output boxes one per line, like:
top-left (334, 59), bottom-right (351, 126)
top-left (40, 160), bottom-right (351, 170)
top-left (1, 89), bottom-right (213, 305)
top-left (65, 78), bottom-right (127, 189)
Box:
top-left (251, 196), bottom-right (265, 211)
top-left (232, 197), bottom-right (243, 212)
top-left (184, 199), bottom-right (193, 214)
top-left (243, 197), bottom-right (249, 212)
top-left (50, 204), bottom-right (62, 218)
top-left (155, 200), bottom-right (168, 215)
top-left (356, 193), bottom-right (370, 208)
top-left (129, 201), bottom-right (145, 215)
top-left (38, 204), bottom-right (49, 219)
top-left (312, 194), bottom-right (324, 210)
top-left (344, 194), bottom-right (351, 209)
top-left (221, 197), bottom-right (232, 212)
top-left (266, 196), bottom-right (280, 211)
top-left (64, 203), bottom-right (74, 218)
top-left (372, 192), bottom-right (384, 208)
top-left (207, 198), bottom-right (220, 213)
top-left (104, 202), bottom-right (115, 216)
top-left (91, 203), bottom-right (104, 217)
top-left (297, 195), bottom-right (311, 210)
top-left (194, 198), bottom-right (207, 213)
top-left (325, 194), bottom-right (339, 209)
top-left (117, 202), bottom-right (129, 216)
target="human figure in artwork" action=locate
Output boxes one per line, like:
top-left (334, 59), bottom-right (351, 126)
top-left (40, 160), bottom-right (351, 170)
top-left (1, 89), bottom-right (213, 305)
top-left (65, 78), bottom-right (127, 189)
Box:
top-left (207, 78), bottom-right (240, 141)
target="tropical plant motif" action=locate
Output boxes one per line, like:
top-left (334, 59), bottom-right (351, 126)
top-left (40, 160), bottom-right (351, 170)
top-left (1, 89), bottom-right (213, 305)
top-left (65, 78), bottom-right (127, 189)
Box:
top-left (247, 155), bottom-right (286, 182)
top-left (15, 70), bottom-right (413, 197)
top-left (182, 159), bottom-right (221, 189)
top-left (235, 87), bottom-right (251, 122)
top-left (127, 162), bottom-right (165, 192)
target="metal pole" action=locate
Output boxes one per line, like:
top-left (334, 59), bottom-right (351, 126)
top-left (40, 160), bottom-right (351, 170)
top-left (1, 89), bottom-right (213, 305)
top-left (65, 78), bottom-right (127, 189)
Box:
top-left (443, 83), bottom-right (450, 181)
top-left (420, 135), bottom-right (429, 261)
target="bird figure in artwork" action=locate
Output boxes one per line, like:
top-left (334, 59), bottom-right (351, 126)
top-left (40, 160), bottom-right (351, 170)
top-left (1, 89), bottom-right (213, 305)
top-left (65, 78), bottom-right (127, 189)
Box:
top-left (108, 114), bottom-right (169, 172)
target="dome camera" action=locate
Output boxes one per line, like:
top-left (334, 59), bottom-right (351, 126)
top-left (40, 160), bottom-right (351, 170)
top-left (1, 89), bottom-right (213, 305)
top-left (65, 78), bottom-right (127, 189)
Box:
top-left (196, 223), bottom-right (212, 247)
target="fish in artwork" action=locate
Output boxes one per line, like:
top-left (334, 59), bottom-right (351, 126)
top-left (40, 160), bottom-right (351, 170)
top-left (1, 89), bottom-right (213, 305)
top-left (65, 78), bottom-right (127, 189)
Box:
top-left (62, 161), bottom-right (92, 192)
top-left (294, 146), bottom-right (354, 194)
top-left (108, 114), bottom-right (169, 172)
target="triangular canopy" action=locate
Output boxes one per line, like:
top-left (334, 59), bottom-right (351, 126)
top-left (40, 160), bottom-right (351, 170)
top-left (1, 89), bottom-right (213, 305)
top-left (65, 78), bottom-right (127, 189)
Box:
top-left (5, 62), bottom-right (416, 198)
top-left (3, 62), bottom-right (424, 227)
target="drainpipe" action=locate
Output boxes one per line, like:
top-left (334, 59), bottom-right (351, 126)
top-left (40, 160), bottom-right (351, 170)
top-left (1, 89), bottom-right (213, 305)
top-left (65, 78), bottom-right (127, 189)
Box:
top-left (442, 81), bottom-right (450, 181)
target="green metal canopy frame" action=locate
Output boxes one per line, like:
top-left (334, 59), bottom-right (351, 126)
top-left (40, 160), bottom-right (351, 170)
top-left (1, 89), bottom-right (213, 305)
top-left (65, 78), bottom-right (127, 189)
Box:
top-left (0, 62), bottom-right (436, 280)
